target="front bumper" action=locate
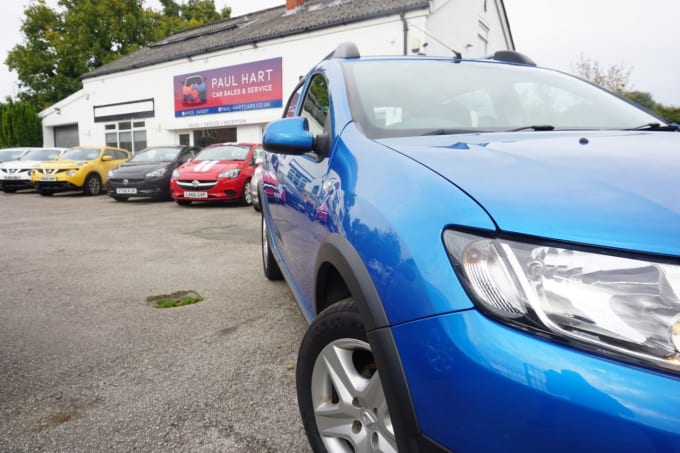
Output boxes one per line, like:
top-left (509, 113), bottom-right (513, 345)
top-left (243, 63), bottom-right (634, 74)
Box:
top-left (0, 175), bottom-right (34, 190)
top-left (107, 178), bottom-right (170, 199)
top-left (392, 309), bottom-right (680, 452)
top-left (170, 178), bottom-right (244, 202)
top-left (33, 180), bottom-right (82, 192)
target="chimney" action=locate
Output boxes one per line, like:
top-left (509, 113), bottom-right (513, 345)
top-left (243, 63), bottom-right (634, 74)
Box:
top-left (286, 0), bottom-right (304, 11)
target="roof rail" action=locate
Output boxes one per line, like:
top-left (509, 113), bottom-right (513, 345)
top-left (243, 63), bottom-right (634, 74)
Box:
top-left (323, 42), bottom-right (361, 61)
top-left (489, 50), bottom-right (536, 66)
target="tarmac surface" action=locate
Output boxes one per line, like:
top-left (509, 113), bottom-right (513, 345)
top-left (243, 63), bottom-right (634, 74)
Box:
top-left (0, 190), bottom-right (310, 452)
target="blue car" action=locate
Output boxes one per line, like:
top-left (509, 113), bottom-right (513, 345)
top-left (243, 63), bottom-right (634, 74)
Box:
top-left (261, 42), bottom-right (680, 452)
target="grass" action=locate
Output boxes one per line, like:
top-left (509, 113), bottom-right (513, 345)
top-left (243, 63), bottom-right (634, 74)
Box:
top-left (147, 290), bottom-right (203, 308)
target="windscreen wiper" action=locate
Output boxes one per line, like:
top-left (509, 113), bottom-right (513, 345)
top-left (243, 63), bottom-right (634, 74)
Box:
top-left (627, 122), bottom-right (679, 131)
top-left (506, 125), bottom-right (555, 132)
top-left (421, 128), bottom-right (470, 136)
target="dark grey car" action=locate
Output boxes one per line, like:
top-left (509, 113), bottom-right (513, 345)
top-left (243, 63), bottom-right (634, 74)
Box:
top-left (106, 145), bottom-right (199, 201)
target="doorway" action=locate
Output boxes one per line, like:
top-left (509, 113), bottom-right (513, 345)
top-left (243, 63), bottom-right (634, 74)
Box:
top-left (194, 128), bottom-right (237, 147)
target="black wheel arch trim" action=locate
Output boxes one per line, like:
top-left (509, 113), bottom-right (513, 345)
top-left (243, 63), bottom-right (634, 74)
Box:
top-left (314, 234), bottom-right (451, 453)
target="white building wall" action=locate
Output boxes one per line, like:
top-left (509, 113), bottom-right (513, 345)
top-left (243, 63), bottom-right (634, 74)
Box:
top-left (427, 0), bottom-right (511, 58)
top-left (40, 1), bottom-right (512, 149)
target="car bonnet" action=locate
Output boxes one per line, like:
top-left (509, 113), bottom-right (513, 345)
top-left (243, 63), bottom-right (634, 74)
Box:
top-left (114, 162), bottom-right (169, 176)
top-left (378, 131), bottom-right (680, 257)
top-left (38, 159), bottom-right (95, 169)
top-left (178, 159), bottom-right (241, 176)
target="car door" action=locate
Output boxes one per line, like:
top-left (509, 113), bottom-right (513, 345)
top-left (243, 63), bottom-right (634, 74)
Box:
top-left (269, 73), bottom-right (335, 306)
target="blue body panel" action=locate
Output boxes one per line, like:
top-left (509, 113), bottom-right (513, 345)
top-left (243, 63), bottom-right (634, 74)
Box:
top-left (393, 310), bottom-right (680, 451)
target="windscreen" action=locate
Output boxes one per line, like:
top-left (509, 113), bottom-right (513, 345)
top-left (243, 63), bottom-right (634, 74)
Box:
top-left (130, 147), bottom-right (181, 162)
top-left (22, 148), bottom-right (63, 161)
top-left (345, 59), bottom-right (662, 138)
top-left (62, 148), bottom-right (100, 160)
top-left (196, 145), bottom-right (249, 161)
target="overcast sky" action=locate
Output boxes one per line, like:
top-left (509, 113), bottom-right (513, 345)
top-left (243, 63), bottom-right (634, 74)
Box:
top-left (1, 0), bottom-right (678, 106)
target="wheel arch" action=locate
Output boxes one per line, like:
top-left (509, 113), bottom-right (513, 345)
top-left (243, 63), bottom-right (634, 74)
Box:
top-left (313, 234), bottom-right (447, 452)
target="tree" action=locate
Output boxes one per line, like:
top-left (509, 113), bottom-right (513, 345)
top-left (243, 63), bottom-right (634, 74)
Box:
top-left (6, 0), bottom-right (230, 111)
top-left (656, 105), bottom-right (680, 124)
top-left (5, 0), bottom-right (67, 110)
top-left (625, 91), bottom-right (656, 111)
top-left (572, 56), bottom-right (679, 124)
top-left (572, 54), bottom-right (632, 94)
top-left (147, 0), bottom-right (231, 40)
top-left (0, 99), bottom-right (43, 147)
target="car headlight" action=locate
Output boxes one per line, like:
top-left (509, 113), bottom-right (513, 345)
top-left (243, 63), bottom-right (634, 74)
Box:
top-left (171, 169), bottom-right (180, 178)
top-left (218, 169), bottom-right (240, 179)
top-left (107, 170), bottom-right (114, 178)
top-left (146, 168), bottom-right (166, 178)
top-left (67, 169), bottom-right (78, 176)
top-left (444, 229), bottom-right (680, 374)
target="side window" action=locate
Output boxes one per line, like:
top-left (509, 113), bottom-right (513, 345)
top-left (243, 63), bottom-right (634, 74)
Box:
top-left (179, 149), bottom-right (197, 163)
top-left (300, 74), bottom-right (330, 136)
top-left (253, 146), bottom-right (264, 164)
top-left (284, 81), bottom-right (304, 118)
top-left (103, 150), bottom-right (115, 159)
top-left (115, 150), bottom-right (129, 160)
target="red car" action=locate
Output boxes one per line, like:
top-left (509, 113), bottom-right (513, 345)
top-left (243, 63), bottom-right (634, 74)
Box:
top-left (170, 143), bottom-right (263, 206)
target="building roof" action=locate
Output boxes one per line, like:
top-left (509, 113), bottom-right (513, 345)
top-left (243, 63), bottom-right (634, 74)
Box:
top-left (83, 0), bottom-right (431, 80)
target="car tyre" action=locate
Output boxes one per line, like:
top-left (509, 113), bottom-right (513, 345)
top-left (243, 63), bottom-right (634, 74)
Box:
top-left (176, 199), bottom-right (192, 206)
top-left (297, 299), bottom-right (397, 453)
top-left (83, 174), bottom-right (102, 195)
top-left (261, 215), bottom-right (282, 280)
top-left (241, 179), bottom-right (253, 206)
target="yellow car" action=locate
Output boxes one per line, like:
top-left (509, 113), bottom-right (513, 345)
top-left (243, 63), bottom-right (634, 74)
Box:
top-left (32, 146), bottom-right (130, 196)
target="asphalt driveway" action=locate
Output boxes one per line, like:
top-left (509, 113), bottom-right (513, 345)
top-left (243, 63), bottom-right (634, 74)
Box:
top-left (0, 191), bottom-right (310, 452)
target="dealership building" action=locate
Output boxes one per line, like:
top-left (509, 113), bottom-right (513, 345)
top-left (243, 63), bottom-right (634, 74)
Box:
top-left (39, 0), bottom-right (514, 151)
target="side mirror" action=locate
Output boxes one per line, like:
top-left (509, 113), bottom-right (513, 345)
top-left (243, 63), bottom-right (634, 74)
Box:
top-left (102, 155), bottom-right (113, 161)
top-left (263, 117), bottom-right (314, 155)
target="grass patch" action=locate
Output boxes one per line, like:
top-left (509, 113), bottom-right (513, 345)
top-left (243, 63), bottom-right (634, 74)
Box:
top-left (147, 290), bottom-right (203, 309)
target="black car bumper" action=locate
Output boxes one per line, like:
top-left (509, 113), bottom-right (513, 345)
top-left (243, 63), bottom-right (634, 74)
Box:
top-left (107, 178), bottom-right (171, 199)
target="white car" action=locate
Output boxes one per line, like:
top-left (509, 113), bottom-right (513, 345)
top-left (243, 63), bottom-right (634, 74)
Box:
top-left (0, 147), bottom-right (68, 193)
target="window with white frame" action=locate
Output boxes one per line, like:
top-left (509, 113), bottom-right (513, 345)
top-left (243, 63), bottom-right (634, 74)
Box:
top-left (105, 121), bottom-right (147, 153)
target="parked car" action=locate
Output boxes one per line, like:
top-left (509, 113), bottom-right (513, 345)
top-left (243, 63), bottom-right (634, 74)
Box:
top-left (261, 42), bottom-right (680, 452)
top-left (106, 145), bottom-right (200, 201)
top-left (0, 147), bottom-right (38, 164)
top-left (170, 143), bottom-right (262, 206)
top-left (0, 147), bottom-right (67, 192)
top-left (32, 146), bottom-right (130, 196)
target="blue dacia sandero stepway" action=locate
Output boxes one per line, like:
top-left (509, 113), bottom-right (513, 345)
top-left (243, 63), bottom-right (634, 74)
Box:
top-left (260, 42), bottom-right (680, 452)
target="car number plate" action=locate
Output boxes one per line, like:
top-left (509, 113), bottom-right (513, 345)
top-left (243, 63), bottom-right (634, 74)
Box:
top-left (5, 175), bottom-right (21, 180)
top-left (184, 191), bottom-right (208, 198)
top-left (41, 176), bottom-right (57, 182)
top-left (116, 188), bottom-right (137, 194)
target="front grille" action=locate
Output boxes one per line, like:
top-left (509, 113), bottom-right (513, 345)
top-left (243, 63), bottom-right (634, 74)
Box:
top-left (37, 168), bottom-right (68, 175)
top-left (177, 180), bottom-right (217, 190)
top-left (0, 168), bottom-right (30, 174)
top-left (110, 178), bottom-right (145, 185)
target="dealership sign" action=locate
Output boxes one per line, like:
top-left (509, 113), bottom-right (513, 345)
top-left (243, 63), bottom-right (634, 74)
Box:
top-left (173, 57), bottom-right (283, 118)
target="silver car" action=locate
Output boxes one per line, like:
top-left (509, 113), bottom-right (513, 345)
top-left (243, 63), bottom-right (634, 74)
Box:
top-left (250, 162), bottom-right (263, 212)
